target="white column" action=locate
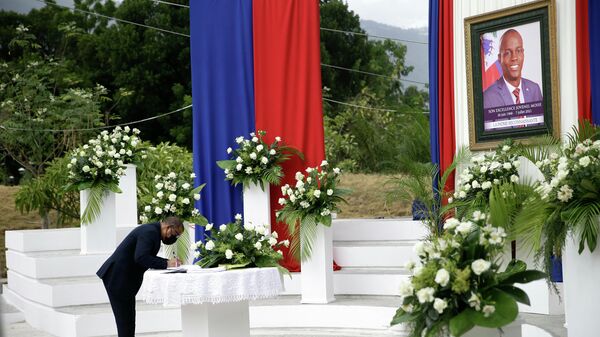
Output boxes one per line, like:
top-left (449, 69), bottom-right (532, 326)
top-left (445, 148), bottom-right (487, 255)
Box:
top-left (80, 165), bottom-right (137, 254)
top-left (115, 164), bottom-right (138, 227)
top-left (80, 190), bottom-right (117, 254)
top-left (300, 224), bottom-right (335, 304)
top-left (563, 224), bottom-right (600, 337)
top-left (181, 301), bottom-right (250, 337)
top-left (242, 182), bottom-right (271, 233)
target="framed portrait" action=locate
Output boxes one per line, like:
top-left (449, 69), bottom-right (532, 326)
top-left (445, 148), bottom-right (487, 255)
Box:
top-left (465, 0), bottom-right (559, 150)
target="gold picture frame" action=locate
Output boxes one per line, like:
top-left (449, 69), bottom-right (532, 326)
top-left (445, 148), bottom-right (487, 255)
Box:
top-left (465, 0), bottom-right (560, 151)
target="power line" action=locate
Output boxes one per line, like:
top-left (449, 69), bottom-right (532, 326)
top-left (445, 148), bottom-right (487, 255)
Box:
top-left (33, 0), bottom-right (190, 38)
top-left (321, 63), bottom-right (427, 85)
top-left (320, 27), bottom-right (428, 45)
top-left (149, 0), bottom-right (189, 9)
top-left (0, 105), bottom-right (192, 133)
top-left (323, 98), bottom-right (429, 114)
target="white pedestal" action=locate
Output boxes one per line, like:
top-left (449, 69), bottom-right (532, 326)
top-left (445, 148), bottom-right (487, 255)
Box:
top-left (243, 182), bottom-right (271, 233)
top-left (79, 165), bottom-right (137, 254)
top-left (563, 229), bottom-right (600, 337)
top-left (181, 301), bottom-right (250, 337)
top-left (115, 164), bottom-right (137, 227)
top-left (79, 190), bottom-right (116, 254)
top-left (301, 224), bottom-right (335, 304)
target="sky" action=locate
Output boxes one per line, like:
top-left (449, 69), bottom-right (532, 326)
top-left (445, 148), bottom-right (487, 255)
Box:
top-left (345, 0), bottom-right (429, 28)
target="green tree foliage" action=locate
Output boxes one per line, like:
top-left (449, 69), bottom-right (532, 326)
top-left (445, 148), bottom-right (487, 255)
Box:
top-left (1, 0), bottom-right (429, 175)
top-left (0, 25), bottom-right (106, 178)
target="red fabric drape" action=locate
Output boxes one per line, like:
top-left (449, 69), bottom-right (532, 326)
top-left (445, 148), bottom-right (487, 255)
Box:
top-left (438, 0), bottom-right (455, 195)
top-left (252, 0), bottom-right (339, 271)
top-left (576, 0), bottom-right (592, 122)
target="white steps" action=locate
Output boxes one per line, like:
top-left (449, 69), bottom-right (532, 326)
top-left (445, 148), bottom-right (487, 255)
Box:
top-left (3, 218), bottom-right (424, 336)
top-left (4, 287), bottom-right (406, 337)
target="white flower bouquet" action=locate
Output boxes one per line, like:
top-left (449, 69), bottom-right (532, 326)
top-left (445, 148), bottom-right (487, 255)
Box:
top-left (534, 131), bottom-right (600, 254)
top-left (452, 142), bottom-right (520, 204)
top-left (139, 172), bottom-right (208, 226)
top-left (217, 130), bottom-right (302, 189)
top-left (193, 215), bottom-right (289, 272)
top-left (391, 211), bottom-right (545, 337)
top-left (67, 126), bottom-right (142, 224)
top-left (276, 161), bottom-right (348, 261)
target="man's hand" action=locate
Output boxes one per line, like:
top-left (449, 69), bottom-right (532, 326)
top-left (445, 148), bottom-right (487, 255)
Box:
top-left (167, 258), bottom-right (181, 268)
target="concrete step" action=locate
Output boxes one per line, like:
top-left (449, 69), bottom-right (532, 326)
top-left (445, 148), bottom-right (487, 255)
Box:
top-left (333, 240), bottom-right (418, 268)
top-left (5, 226), bottom-right (136, 253)
top-left (7, 271), bottom-right (107, 307)
top-left (282, 268), bottom-right (409, 296)
top-left (332, 218), bottom-right (427, 241)
top-left (4, 286), bottom-right (407, 337)
top-left (3, 286), bottom-right (181, 337)
top-left (6, 249), bottom-right (109, 279)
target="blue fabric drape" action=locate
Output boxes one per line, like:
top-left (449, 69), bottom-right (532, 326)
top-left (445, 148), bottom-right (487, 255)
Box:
top-left (190, 0), bottom-right (256, 241)
top-left (428, 0), bottom-right (440, 187)
top-left (589, 0), bottom-right (600, 125)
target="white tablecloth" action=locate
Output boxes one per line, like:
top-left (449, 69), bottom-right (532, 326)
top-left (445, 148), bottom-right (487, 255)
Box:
top-left (138, 267), bottom-right (282, 306)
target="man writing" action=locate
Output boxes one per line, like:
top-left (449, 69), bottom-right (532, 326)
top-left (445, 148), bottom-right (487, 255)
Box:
top-left (97, 216), bottom-right (183, 337)
top-left (483, 29), bottom-right (543, 109)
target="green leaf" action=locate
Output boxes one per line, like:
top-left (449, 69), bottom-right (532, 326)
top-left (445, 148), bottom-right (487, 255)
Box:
top-left (449, 310), bottom-right (475, 337)
top-left (497, 260), bottom-right (526, 282)
top-left (390, 308), bottom-right (417, 326)
top-left (216, 160), bottom-right (236, 170)
top-left (501, 270), bottom-right (547, 285)
top-left (497, 285), bottom-right (531, 305)
top-left (468, 289), bottom-right (518, 328)
top-left (81, 186), bottom-right (107, 225)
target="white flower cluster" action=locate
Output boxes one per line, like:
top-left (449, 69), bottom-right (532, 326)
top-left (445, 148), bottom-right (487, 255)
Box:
top-left (278, 161), bottom-right (340, 218)
top-left (68, 126), bottom-right (141, 184)
top-left (193, 216), bottom-right (289, 268)
top-left (452, 144), bottom-right (519, 202)
top-left (398, 211), bottom-right (504, 319)
top-left (537, 139), bottom-right (600, 203)
top-left (221, 130), bottom-right (282, 181)
top-left (139, 172), bottom-right (202, 223)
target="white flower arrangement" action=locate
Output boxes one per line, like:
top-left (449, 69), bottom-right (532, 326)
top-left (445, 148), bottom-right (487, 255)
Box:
top-left (67, 126), bottom-right (142, 224)
top-left (452, 141), bottom-right (520, 203)
top-left (534, 131), bottom-right (600, 254)
top-left (276, 161), bottom-right (348, 261)
top-left (193, 215), bottom-right (289, 272)
top-left (391, 212), bottom-right (545, 337)
top-left (139, 172), bottom-right (208, 226)
top-left (217, 130), bottom-right (302, 189)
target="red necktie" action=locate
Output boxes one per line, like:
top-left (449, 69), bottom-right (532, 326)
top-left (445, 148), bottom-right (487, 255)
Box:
top-left (513, 88), bottom-right (520, 104)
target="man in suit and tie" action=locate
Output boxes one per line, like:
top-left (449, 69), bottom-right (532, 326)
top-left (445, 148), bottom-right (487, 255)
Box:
top-left (97, 216), bottom-right (183, 337)
top-left (483, 29), bottom-right (543, 109)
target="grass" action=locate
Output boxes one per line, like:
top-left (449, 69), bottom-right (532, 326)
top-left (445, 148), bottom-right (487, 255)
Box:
top-left (0, 174), bottom-right (413, 278)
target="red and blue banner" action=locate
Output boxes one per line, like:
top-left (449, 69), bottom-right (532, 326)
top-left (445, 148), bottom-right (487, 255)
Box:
top-left (189, 0), bottom-right (325, 271)
top-left (577, 0), bottom-right (600, 124)
top-left (429, 0), bottom-right (456, 195)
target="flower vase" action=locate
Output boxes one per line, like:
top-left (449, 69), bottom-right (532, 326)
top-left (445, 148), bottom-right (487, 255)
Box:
top-left (80, 165), bottom-right (136, 254)
top-left (300, 223), bottom-right (335, 303)
top-left (563, 220), bottom-right (600, 337)
top-left (242, 182), bottom-right (271, 233)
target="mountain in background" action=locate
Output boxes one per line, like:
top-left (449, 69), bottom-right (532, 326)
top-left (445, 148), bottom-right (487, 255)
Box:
top-left (360, 20), bottom-right (428, 89)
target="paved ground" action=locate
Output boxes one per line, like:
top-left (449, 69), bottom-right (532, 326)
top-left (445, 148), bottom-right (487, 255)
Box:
top-left (1, 314), bottom-right (566, 337)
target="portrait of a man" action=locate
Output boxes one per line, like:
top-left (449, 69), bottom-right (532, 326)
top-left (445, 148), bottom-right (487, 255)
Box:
top-left (483, 28), bottom-right (543, 109)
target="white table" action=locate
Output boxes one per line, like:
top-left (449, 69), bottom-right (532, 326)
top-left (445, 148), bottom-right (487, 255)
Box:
top-left (139, 267), bottom-right (282, 337)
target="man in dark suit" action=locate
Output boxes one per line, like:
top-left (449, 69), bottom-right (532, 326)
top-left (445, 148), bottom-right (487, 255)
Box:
top-left (483, 29), bottom-right (543, 109)
top-left (97, 216), bottom-right (183, 337)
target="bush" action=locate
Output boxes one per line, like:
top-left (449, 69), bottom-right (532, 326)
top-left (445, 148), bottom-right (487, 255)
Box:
top-left (15, 141), bottom-right (195, 227)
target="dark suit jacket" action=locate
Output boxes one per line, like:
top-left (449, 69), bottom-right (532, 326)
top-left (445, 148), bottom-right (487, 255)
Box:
top-left (97, 222), bottom-right (168, 297)
top-left (483, 77), bottom-right (543, 109)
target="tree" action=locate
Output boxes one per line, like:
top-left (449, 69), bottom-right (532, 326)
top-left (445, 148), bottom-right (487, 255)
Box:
top-left (0, 25), bottom-right (106, 178)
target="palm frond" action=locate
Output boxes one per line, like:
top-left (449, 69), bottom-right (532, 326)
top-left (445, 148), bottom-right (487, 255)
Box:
top-left (299, 214), bottom-right (319, 262)
top-left (81, 184), bottom-right (108, 225)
